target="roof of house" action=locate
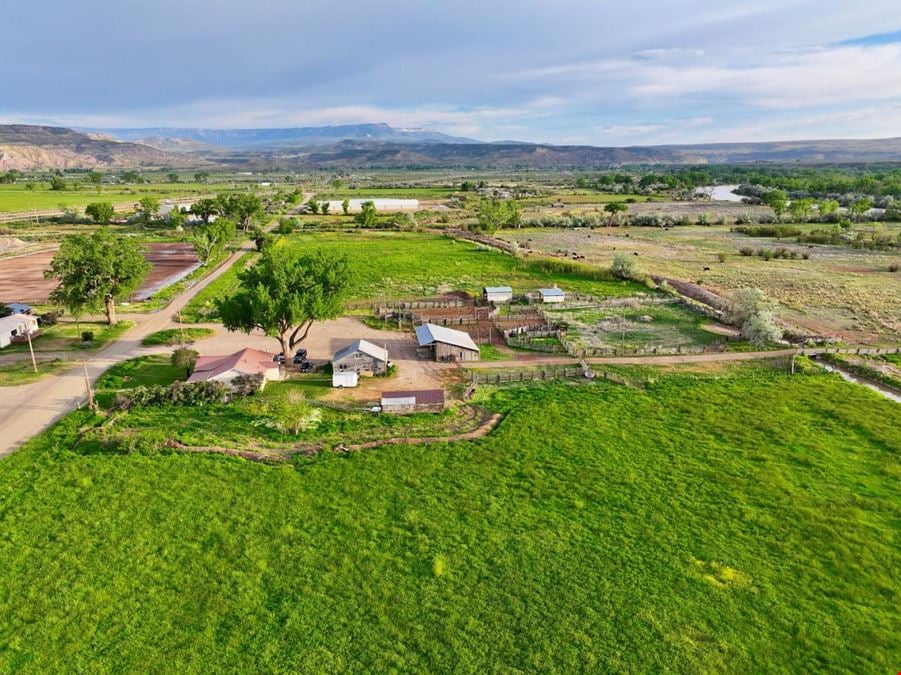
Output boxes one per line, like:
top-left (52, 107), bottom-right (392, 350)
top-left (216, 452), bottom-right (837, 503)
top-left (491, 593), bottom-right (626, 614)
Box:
top-left (0, 314), bottom-right (37, 332)
top-left (415, 323), bottom-right (479, 352)
top-left (539, 287), bottom-right (566, 297)
top-left (4, 303), bottom-right (32, 314)
top-left (484, 286), bottom-right (512, 294)
top-left (333, 339), bottom-right (389, 363)
top-left (381, 389), bottom-right (445, 405)
top-left (187, 347), bottom-right (275, 382)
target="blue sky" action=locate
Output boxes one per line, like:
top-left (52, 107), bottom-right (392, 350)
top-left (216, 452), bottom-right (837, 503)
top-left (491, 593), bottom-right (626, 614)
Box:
top-left (2, 0), bottom-right (900, 145)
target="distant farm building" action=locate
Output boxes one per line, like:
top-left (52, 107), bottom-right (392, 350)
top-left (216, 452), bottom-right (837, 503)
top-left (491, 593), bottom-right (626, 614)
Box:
top-left (539, 287), bottom-right (566, 303)
top-left (483, 286), bottom-right (513, 303)
top-left (0, 313), bottom-right (39, 349)
top-left (323, 198), bottom-right (419, 213)
top-left (187, 348), bottom-right (281, 388)
top-left (381, 389), bottom-right (446, 414)
top-left (332, 339), bottom-right (389, 376)
top-left (415, 323), bottom-right (480, 362)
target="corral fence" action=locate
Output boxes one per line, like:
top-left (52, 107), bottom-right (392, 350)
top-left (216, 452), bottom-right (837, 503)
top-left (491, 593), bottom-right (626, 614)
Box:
top-left (559, 337), bottom-right (729, 358)
top-left (470, 367), bottom-right (640, 388)
top-left (367, 298), bottom-right (467, 315)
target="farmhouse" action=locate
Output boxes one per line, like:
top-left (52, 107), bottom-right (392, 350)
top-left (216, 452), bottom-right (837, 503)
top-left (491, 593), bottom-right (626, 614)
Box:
top-left (332, 339), bottom-right (389, 376)
top-left (483, 286), bottom-right (513, 303)
top-left (415, 323), bottom-right (480, 362)
top-left (0, 313), bottom-right (39, 349)
top-left (539, 287), bottom-right (566, 303)
top-left (381, 389), bottom-right (445, 414)
top-left (4, 303), bottom-right (32, 315)
top-left (187, 348), bottom-right (281, 388)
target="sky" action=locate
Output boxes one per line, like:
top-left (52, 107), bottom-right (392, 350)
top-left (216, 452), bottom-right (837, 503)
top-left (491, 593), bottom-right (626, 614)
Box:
top-left (2, 0), bottom-right (900, 146)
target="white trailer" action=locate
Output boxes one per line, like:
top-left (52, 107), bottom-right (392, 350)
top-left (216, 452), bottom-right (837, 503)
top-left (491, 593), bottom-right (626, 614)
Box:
top-left (332, 371), bottom-right (359, 388)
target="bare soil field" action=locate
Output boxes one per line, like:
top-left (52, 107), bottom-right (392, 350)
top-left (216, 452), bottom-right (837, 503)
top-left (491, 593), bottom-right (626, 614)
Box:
top-left (0, 243), bottom-right (199, 304)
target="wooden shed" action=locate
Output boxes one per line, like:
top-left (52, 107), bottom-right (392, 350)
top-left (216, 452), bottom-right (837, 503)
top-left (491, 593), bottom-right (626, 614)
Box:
top-left (332, 339), bottom-right (389, 376)
top-left (415, 323), bottom-right (480, 362)
top-left (381, 389), bottom-right (445, 414)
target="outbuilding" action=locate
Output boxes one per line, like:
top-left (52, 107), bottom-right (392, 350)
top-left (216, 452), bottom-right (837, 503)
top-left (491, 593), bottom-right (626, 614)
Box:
top-left (539, 287), bottom-right (566, 303)
top-left (332, 339), bottom-right (389, 376)
top-left (483, 286), bottom-right (513, 303)
top-left (0, 313), bottom-right (39, 349)
top-left (186, 348), bottom-right (282, 388)
top-left (4, 303), bottom-right (32, 315)
top-left (381, 389), bottom-right (445, 414)
top-left (415, 323), bottom-right (480, 362)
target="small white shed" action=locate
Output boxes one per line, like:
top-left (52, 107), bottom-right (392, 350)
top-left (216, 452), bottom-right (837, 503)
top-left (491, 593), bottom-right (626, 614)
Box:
top-left (483, 286), bottom-right (513, 303)
top-left (539, 287), bottom-right (566, 303)
top-left (332, 371), bottom-right (359, 388)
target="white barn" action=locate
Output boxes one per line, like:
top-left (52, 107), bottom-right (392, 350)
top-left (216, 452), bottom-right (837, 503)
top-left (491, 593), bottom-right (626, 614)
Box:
top-left (539, 287), bottom-right (566, 303)
top-left (484, 286), bottom-right (513, 303)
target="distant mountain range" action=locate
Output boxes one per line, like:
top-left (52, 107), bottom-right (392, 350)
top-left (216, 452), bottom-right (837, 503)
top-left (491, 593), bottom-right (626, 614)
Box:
top-left (82, 123), bottom-right (480, 151)
top-left (2, 123), bottom-right (900, 171)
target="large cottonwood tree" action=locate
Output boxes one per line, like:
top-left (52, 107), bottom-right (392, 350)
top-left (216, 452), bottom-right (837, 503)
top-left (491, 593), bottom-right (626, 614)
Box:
top-left (216, 245), bottom-right (353, 356)
top-left (45, 229), bottom-right (150, 325)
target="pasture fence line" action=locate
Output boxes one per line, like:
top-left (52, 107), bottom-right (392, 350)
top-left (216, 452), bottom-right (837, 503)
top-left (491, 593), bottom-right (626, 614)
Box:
top-left (470, 367), bottom-right (641, 388)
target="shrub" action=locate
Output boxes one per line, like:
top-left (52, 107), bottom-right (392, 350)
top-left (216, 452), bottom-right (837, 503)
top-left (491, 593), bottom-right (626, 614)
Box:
top-left (610, 253), bottom-right (639, 280)
top-left (114, 380), bottom-right (230, 410)
top-left (231, 373), bottom-right (265, 396)
top-left (741, 311), bottom-right (783, 347)
top-left (889, 262), bottom-right (899, 273)
top-left (716, 252), bottom-right (727, 263)
top-left (171, 346), bottom-right (199, 378)
top-left (738, 247), bottom-right (754, 257)
top-left (81, 330), bottom-right (94, 342)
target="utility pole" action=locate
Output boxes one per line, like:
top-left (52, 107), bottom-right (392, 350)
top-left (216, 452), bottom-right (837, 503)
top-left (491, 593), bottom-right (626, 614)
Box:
top-left (82, 360), bottom-right (96, 412)
top-left (25, 325), bottom-right (37, 373)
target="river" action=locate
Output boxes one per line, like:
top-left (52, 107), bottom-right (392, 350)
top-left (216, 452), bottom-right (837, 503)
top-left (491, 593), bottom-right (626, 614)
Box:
top-left (696, 185), bottom-right (744, 202)
top-left (816, 360), bottom-right (901, 403)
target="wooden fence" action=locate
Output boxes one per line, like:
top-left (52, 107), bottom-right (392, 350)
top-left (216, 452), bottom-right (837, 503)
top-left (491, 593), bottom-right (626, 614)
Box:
top-left (471, 367), bottom-right (639, 388)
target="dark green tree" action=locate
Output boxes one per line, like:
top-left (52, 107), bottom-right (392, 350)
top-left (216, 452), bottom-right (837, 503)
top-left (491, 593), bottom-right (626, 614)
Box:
top-left (217, 245), bottom-right (353, 357)
top-left (44, 229), bottom-right (150, 325)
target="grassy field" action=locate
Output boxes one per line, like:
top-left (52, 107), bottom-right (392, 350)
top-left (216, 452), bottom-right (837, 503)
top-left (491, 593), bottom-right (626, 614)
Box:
top-left (181, 252), bottom-right (255, 322)
top-left (0, 367), bottom-right (897, 671)
top-left (182, 231), bottom-right (646, 322)
top-left (140, 327), bottom-right (215, 346)
top-left (548, 301), bottom-right (726, 351)
top-left (0, 357), bottom-right (73, 386)
top-left (499, 225), bottom-right (901, 341)
top-left (0, 182), bottom-right (240, 214)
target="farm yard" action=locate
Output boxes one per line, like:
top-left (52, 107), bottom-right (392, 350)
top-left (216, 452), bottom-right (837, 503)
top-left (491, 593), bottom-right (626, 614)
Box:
top-left (0, 365), bottom-right (898, 672)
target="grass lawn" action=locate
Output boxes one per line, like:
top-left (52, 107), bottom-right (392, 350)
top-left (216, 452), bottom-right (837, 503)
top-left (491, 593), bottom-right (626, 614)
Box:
top-left (0, 368), bottom-right (897, 671)
top-left (0, 357), bottom-right (73, 386)
top-left (141, 327), bottom-right (215, 346)
top-left (1, 320), bottom-right (133, 354)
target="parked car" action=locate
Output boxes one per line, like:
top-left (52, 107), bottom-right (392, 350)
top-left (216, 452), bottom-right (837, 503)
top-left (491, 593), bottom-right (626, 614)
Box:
top-left (293, 348), bottom-right (308, 360)
top-left (298, 360), bottom-right (314, 373)
top-left (272, 353), bottom-right (286, 364)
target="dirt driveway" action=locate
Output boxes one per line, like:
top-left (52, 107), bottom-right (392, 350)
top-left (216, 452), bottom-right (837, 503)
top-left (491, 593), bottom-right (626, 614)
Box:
top-left (183, 316), bottom-right (448, 400)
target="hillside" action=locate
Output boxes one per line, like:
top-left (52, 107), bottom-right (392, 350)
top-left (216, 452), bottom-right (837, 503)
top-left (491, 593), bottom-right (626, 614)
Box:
top-left (86, 123), bottom-right (479, 150)
top-left (0, 125), bottom-right (196, 170)
top-left (219, 136), bottom-right (901, 169)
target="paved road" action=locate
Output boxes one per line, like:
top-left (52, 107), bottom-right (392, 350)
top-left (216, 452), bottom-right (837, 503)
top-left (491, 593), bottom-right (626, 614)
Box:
top-left (0, 241), bottom-right (254, 457)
